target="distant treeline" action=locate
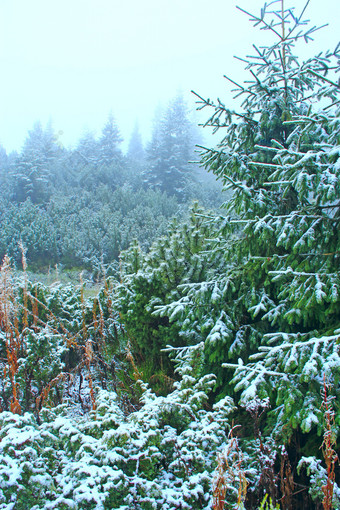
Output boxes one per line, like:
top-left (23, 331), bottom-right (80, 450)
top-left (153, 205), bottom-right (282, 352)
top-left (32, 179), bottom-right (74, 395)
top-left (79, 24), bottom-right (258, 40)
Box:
top-left (0, 94), bottom-right (223, 270)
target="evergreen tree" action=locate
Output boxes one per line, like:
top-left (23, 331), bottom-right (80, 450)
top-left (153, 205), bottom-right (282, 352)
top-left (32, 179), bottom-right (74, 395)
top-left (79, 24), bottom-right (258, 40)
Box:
top-left (127, 121), bottom-right (145, 163)
top-left (11, 121), bottom-right (60, 203)
top-left (67, 130), bottom-right (101, 188)
top-left (192, 1), bottom-right (340, 438)
top-left (114, 203), bottom-right (222, 385)
top-left (143, 104), bottom-right (164, 188)
top-left (125, 121), bottom-right (145, 188)
top-left (92, 112), bottom-right (128, 190)
top-left (98, 112), bottom-right (123, 167)
top-left (76, 130), bottom-right (99, 165)
top-left (0, 144), bottom-right (8, 172)
top-left (144, 94), bottom-right (198, 200)
top-left (139, 2), bottom-right (340, 506)
top-left (0, 144), bottom-right (9, 198)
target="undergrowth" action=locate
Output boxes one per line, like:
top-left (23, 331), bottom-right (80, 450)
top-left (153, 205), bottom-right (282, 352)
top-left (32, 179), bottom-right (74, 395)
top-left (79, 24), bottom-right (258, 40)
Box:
top-left (0, 251), bottom-right (137, 418)
top-left (0, 252), bottom-right (339, 509)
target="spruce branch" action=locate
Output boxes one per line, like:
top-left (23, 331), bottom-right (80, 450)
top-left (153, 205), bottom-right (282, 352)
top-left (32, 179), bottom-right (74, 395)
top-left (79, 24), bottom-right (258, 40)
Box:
top-left (223, 362), bottom-right (289, 379)
top-left (191, 90), bottom-right (258, 124)
top-left (223, 75), bottom-right (257, 96)
top-left (236, 5), bottom-right (283, 40)
top-left (306, 69), bottom-right (340, 89)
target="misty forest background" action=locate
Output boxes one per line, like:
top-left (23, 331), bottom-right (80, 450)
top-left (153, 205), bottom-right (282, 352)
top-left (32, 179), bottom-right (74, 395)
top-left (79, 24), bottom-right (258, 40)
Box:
top-left (0, 2), bottom-right (340, 510)
top-left (0, 94), bottom-right (223, 274)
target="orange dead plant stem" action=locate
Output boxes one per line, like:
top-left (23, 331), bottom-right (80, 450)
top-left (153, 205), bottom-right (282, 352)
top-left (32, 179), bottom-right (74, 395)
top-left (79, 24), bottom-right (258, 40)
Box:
top-left (79, 273), bottom-right (96, 411)
top-left (36, 372), bottom-right (68, 415)
top-left (80, 272), bottom-right (87, 340)
top-left (213, 453), bottom-right (228, 510)
top-left (31, 287), bottom-right (39, 332)
top-left (84, 339), bottom-right (97, 411)
top-left (321, 376), bottom-right (338, 510)
top-left (92, 297), bottom-right (105, 354)
top-left (19, 242), bottom-right (28, 331)
top-left (0, 255), bottom-right (22, 414)
top-left (7, 336), bottom-right (21, 414)
top-left (212, 426), bottom-right (248, 510)
top-left (126, 340), bottom-right (143, 381)
top-left (279, 446), bottom-right (294, 510)
top-left (92, 298), bottom-right (98, 330)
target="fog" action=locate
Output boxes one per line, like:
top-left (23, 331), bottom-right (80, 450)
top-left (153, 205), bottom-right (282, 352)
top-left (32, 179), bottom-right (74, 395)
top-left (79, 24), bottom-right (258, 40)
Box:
top-left (0, 0), bottom-right (339, 152)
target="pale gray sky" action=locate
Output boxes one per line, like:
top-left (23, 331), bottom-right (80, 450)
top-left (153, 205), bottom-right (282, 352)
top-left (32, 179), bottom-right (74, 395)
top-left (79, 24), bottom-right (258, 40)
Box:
top-left (0, 0), bottom-right (339, 152)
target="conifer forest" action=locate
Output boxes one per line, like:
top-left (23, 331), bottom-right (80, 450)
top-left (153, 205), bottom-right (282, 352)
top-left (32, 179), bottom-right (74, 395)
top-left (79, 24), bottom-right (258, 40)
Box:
top-left (0, 2), bottom-right (339, 509)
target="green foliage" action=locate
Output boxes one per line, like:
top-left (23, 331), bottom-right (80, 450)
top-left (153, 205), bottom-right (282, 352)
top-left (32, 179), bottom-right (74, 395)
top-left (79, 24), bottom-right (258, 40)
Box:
top-left (297, 456), bottom-right (340, 509)
top-left (258, 494), bottom-right (280, 510)
top-left (144, 93), bottom-right (200, 200)
top-left (107, 2), bottom-right (340, 507)
top-left (0, 186), bottom-right (180, 269)
top-left (185, 1), bottom-right (340, 436)
top-left (0, 262), bottom-right (124, 415)
top-left (0, 411), bottom-right (59, 509)
top-left (114, 202), bottom-right (222, 379)
top-left (0, 346), bottom-right (236, 509)
top-left (1, 199), bottom-right (60, 266)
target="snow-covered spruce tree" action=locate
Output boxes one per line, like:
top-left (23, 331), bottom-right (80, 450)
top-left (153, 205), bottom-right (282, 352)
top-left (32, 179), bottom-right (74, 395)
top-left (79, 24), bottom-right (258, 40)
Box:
top-left (185, 1), bottom-right (339, 506)
top-left (10, 121), bottom-right (61, 203)
top-left (144, 94), bottom-right (198, 200)
top-left (91, 112), bottom-right (128, 190)
top-left (114, 203), bottom-right (224, 388)
top-left (149, 1), bottom-right (340, 506)
top-left (98, 112), bottom-right (123, 167)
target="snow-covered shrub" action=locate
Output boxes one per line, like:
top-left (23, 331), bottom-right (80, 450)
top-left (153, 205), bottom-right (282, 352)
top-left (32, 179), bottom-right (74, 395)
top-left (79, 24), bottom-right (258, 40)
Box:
top-left (0, 411), bottom-right (59, 510)
top-left (0, 344), bottom-right (236, 509)
top-left (0, 255), bottom-right (127, 415)
top-left (297, 456), bottom-right (340, 509)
